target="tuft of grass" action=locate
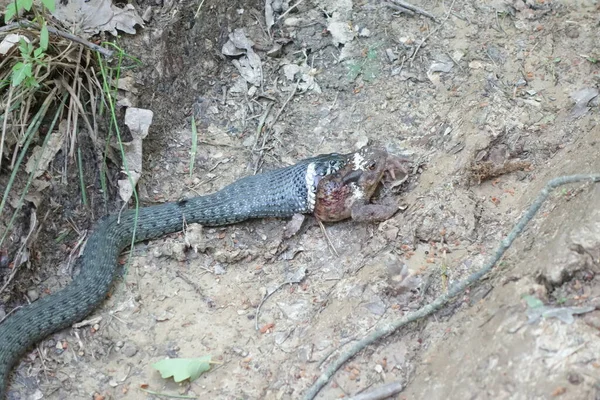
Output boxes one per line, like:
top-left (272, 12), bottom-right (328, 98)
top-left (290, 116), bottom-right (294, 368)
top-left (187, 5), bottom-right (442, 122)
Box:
top-left (96, 43), bottom-right (143, 267)
top-left (0, 2), bottom-right (140, 256)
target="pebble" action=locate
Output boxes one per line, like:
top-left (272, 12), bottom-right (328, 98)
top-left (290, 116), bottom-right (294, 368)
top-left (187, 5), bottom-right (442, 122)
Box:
top-left (232, 347), bottom-right (248, 357)
top-left (121, 342), bottom-right (138, 357)
top-left (283, 17), bottom-right (303, 27)
top-left (27, 288), bottom-right (39, 302)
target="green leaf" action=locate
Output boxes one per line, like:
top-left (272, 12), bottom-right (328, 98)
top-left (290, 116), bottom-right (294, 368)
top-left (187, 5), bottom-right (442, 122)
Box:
top-left (41, 0), bottom-right (56, 12)
top-left (18, 37), bottom-right (29, 54)
top-left (20, 0), bottom-right (33, 11)
top-left (12, 62), bottom-right (32, 87)
top-left (366, 48), bottom-right (377, 61)
top-left (523, 295), bottom-right (544, 309)
top-left (152, 356), bottom-right (212, 383)
top-left (40, 25), bottom-right (49, 51)
top-left (4, 3), bottom-right (18, 22)
top-left (34, 47), bottom-right (44, 58)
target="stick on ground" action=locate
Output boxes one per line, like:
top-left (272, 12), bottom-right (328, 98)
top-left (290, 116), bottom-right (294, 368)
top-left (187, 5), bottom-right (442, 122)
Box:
top-left (303, 174), bottom-right (600, 400)
top-left (389, 0), bottom-right (437, 21)
top-left (0, 20), bottom-right (114, 58)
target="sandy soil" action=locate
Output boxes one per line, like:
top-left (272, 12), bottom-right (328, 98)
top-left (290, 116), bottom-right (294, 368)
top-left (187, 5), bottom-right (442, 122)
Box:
top-left (1, 0), bottom-right (599, 399)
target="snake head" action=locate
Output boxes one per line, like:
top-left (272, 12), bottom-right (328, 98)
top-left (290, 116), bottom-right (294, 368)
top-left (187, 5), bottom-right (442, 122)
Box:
top-left (313, 146), bottom-right (410, 222)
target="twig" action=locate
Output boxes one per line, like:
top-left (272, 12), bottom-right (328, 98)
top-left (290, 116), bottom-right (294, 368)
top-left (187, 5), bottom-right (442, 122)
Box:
top-left (253, 81), bottom-right (299, 174)
top-left (255, 271), bottom-right (307, 330)
top-left (139, 387), bottom-right (197, 399)
top-left (0, 20), bottom-right (114, 58)
top-left (383, 2), bottom-right (415, 16)
top-left (0, 85), bottom-right (14, 172)
top-left (409, 0), bottom-right (455, 65)
top-left (252, 102), bottom-right (274, 174)
top-left (347, 381), bottom-right (404, 400)
top-left (175, 269), bottom-right (205, 296)
top-left (277, 0), bottom-right (307, 21)
top-left (318, 220), bottom-right (339, 257)
top-left (194, 0), bottom-right (206, 19)
top-left (271, 80), bottom-right (300, 129)
top-left (389, 0), bottom-right (437, 21)
top-left (303, 174), bottom-right (600, 400)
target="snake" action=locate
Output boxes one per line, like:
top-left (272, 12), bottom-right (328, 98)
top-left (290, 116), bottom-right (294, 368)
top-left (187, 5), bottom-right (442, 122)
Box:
top-left (0, 145), bottom-right (403, 398)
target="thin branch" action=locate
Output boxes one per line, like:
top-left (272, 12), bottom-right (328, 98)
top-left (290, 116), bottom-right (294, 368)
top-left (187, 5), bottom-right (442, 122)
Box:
top-left (255, 270), bottom-right (307, 330)
top-left (389, 0), bottom-right (437, 21)
top-left (347, 381), bottom-right (404, 400)
top-left (277, 0), bottom-right (307, 21)
top-left (0, 20), bottom-right (114, 58)
top-left (303, 174), bottom-right (600, 400)
top-left (383, 2), bottom-right (416, 16)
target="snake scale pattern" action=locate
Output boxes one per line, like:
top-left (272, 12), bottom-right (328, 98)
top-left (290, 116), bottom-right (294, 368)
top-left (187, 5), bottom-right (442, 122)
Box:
top-left (0, 146), bottom-right (395, 398)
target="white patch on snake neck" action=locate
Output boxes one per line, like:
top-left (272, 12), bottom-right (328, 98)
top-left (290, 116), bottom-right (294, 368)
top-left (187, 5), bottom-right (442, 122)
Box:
top-left (305, 163), bottom-right (317, 212)
top-left (353, 152), bottom-right (368, 171)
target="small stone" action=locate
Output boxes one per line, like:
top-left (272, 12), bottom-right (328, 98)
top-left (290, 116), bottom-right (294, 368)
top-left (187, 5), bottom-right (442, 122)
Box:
top-left (583, 310), bottom-right (600, 330)
top-left (232, 347), bottom-right (247, 356)
top-left (121, 342), bottom-right (138, 357)
top-left (283, 17), bottom-right (303, 27)
top-left (385, 49), bottom-right (398, 63)
top-left (355, 136), bottom-right (369, 149)
top-left (565, 26), bottom-right (579, 39)
top-left (27, 288), bottom-right (39, 302)
top-left (142, 6), bottom-right (152, 22)
top-left (384, 227), bottom-right (399, 241)
top-left (452, 50), bottom-right (465, 62)
top-left (214, 263), bottom-right (226, 275)
top-left (374, 364), bottom-right (384, 374)
top-left (567, 371), bottom-right (583, 385)
top-left (357, 27), bottom-right (370, 37)
top-left (116, 341), bottom-right (124, 348)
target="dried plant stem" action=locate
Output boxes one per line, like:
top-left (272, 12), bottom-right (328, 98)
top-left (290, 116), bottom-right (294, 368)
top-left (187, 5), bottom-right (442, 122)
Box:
top-left (0, 20), bottom-right (114, 58)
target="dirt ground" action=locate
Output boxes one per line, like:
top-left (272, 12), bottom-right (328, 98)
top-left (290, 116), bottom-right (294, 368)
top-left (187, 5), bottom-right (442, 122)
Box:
top-left (1, 0), bottom-right (600, 399)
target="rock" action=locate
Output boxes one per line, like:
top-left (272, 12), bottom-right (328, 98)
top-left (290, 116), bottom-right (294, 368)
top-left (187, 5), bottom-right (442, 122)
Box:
top-left (121, 342), bottom-right (138, 357)
top-left (27, 288), bottom-right (39, 302)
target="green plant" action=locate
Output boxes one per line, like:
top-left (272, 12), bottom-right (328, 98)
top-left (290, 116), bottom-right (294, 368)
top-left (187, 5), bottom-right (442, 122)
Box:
top-left (4, 0), bottom-right (56, 87)
top-left (4, 0), bottom-right (55, 22)
top-left (11, 34), bottom-right (47, 87)
top-left (347, 47), bottom-right (380, 83)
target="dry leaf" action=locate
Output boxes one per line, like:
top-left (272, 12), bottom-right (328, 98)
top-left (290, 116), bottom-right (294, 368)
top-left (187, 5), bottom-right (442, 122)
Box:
top-left (118, 108), bottom-right (153, 204)
top-left (52, 0), bottom-right (144, 37)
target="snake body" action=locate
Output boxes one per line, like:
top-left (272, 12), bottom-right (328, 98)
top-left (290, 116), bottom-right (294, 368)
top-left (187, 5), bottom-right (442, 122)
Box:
top-left (0, 147), bottom-right (392, 398)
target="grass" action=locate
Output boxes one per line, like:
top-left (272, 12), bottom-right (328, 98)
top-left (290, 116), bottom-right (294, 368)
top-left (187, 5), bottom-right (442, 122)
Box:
top-left (0, 8), bottom-right (140, 262)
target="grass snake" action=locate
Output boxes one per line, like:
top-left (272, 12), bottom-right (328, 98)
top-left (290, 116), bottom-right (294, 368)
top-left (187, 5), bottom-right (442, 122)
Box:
top-left (0, 146), bottom-right (400, 398)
